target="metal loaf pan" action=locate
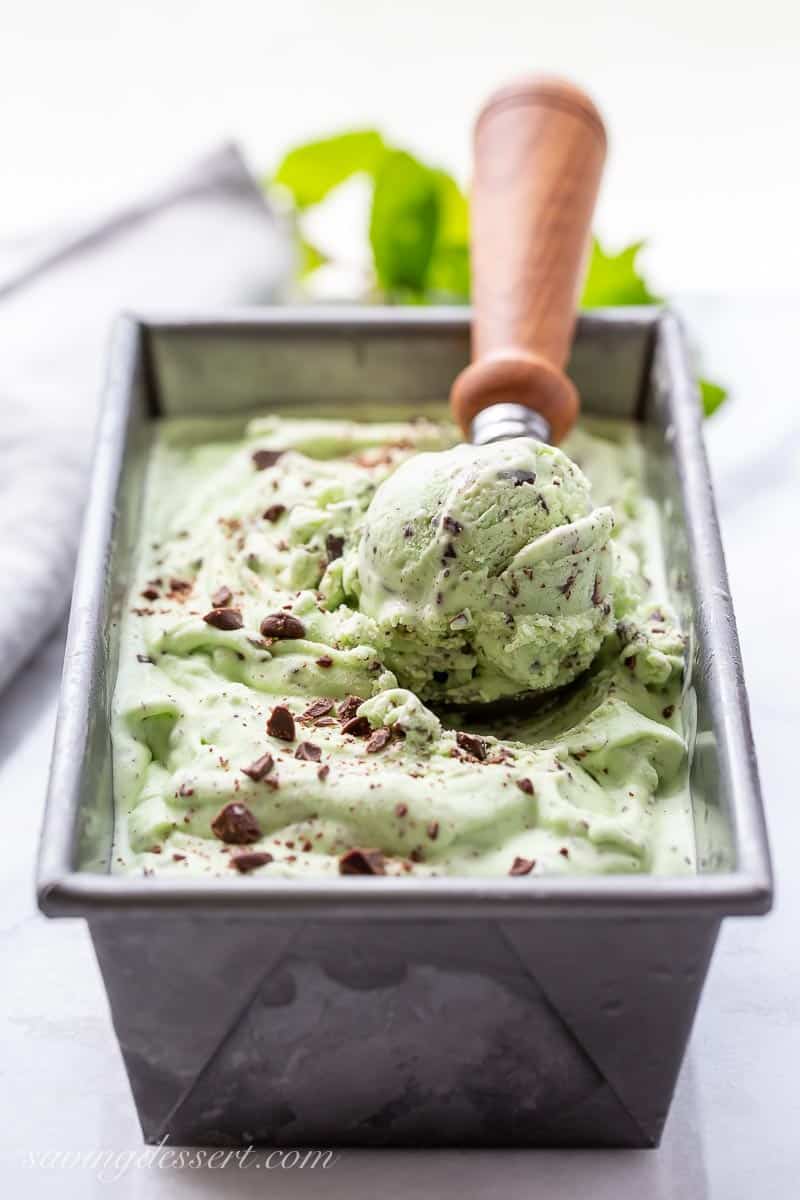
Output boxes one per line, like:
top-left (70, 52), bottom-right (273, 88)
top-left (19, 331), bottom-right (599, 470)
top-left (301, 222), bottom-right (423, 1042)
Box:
top-left (37, 308), bottom-right (772, 1149)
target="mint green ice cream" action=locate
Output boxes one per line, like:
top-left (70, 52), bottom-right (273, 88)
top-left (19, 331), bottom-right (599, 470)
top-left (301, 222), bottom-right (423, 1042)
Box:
top-left (358, 437), bottom-right (616, 704)
top-left (111, 412), bottom-right (693, 880)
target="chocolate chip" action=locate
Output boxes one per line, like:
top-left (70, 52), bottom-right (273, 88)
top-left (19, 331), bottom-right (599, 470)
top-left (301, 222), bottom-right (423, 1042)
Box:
top-left (516, 777), bottom-right (534, 795)
top-left (267, 705), bottom-right (295, 741)
top-left (559, 847), bottom-right (570, 858)
top-left (316, 656), bottom-right (333, 668)
top-left (300, 698), bottom-right (335, 723)
top-left (252, 449), bottom-right (285, 470)
top-left (317, 764), bottom-right (330, 781)
top-left (662, 704), bottom-right (675, 719)
top-left (141, 587), bottom-right (159, 601)
top-left (170, 577), bottom-right (192, 593)
top-left (443, 542), bottom-right (457, 559)
top-left (230, 851), bottom-right (273, 873)
top-left (456, 731), bottom-right (487, 761)
top-left (295, 741), bottom-right (321, 762)
top-left (241, 752), bottom-right (274, 782)
top-left (624, 655), bottom-right (637, 671)
top-left (136, 654), bottom-right (155, 665)
top-left (263, 503), bottom-right (286, 522)
top-left (325, 533), bottom-right (345, 562)
top-left (442, 514), bottom-right (463, 534)
top-left (177, 782), bottom-right (194, 798)
top-left (211, 802), bottom-right (262, 844)
top-left (342, 715), bottom-right (371, 737)
top-left (203, 607), bottom-right (243, 630)
top-left (560, 573), bottom-right (577, 599)
top-left (211, 585), bottom-right (233, 608)
top-left (172, 853), bottom-right (185, 862)
top-left (395, 803), bottom-right (408, 818)
top-left (337, 695), bottom-right (364, 722)
top-left (260, 612), bottom-right (306, 639)
top-left (510, 856), bottom-right (535, 876)
top-left (366, 727), bottom-right (391, 753)
top-left (592, 575), bottom-right (602, 606)
top-left (433, 670), bottom-right (448, 684)
top-left (498, 468), bottom-right (536, 486)
top-left (426, 820), bottom-right (439, 840)
top-left (339, 848), bottom-right (386, 875)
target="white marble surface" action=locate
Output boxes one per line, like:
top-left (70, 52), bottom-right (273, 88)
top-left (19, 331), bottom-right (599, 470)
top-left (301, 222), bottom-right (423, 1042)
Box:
top-left (1, 297), bottom-right (798, 1198)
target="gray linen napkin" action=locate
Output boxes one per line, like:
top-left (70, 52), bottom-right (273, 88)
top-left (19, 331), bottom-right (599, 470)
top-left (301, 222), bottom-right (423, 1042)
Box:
top-left (0, 143), bottom-right (292, 693)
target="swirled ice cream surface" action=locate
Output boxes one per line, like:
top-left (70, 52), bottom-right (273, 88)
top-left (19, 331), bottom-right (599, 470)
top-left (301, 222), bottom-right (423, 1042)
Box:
top-left (111, 412), bottom-right (695, 879)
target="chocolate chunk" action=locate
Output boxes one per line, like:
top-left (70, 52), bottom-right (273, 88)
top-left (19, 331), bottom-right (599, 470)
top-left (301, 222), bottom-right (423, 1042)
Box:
top-left (325, 533), bottom-right (345, 562)
top-left (316, 656), bottom-right (333, 668)
top-left (337, 695), bottom-right (364, 722)
top-left (443, 542), bottom-right (457, 559)
top-left (560, 573), bottom-right (577, 599)
top-left (317, 764), bottom-right (330, 782)
top-left (267, 705), bottom-right (295, 741)
top-left (230, 851), bottom-right (273, 873)
top-left (263, 503), bottom-right (286, 522)
top-left (295, 741), bottom-right (322, 762)
top-left (456, 731), bottom-right (487, 761)
top-left (498, 468), bottom-right (536, 486)
top-left (141, 587), bottom-right (159, 601)
top-left (395, 803), bottom-right (408, 818)
top-left (624, 655), bottom-right (637, 671)
top-left (260, 612), bottom-right (306, 640)
top-left (252, 448), bottom-right (285, 470)
top-left (211, 585), bottom-right (233, 608)
top-left (342, 715), bottom-right (371, 738)
top-left (592, 575), bottom-right (602, 606)
top-left (510, 856), bottom-right (535, 876)
top-left (211, 802), bottom-right (262, 844)
top-left (442, 514), bottom-right (463, 534)
top-left (177, 782), bottom-right (194, 798)
top-left (172, 853), bottom-right (185, 862)
top-left (241, 752), bottom-right (274, 782)
top-left (662, 704), bottom-right (675, 719)
top-left (559, 847), bottom-right (570, 858)
top-left (426, 820), bottom-right (439, 840)
top-left (366, 727), bottom-right (391, 754)
top-left (433, 670), bottom-right (449, 684)
top-left (300, 698), bottom-right (335, 723)
top-left (516, 777), bottom-right (534, 795)
top-left (339, 847), bottom-right (386, 875)
top-left (136, 654), bottom-right (155, 665)
top-left (203, 607), bottom-right (243, 630)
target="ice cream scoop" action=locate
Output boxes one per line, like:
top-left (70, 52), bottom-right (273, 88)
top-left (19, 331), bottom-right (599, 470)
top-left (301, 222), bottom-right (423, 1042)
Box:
top-left (359, 78), bottom-right (611, 704)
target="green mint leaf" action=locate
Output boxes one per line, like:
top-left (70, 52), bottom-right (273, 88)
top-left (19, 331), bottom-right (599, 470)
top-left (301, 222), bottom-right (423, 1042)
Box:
top-left (369, 151), bottom-right (439, 295)
top-left (298, 238), bottom-right (329, 279)
top-left (581, 237), bottom-right (660, 308)
top-left (426, 244), bottom-right (471, 300)
top-left (273, 130), bottom-right (386, 209)
top-left (698, 377), bottom-right (728, 417)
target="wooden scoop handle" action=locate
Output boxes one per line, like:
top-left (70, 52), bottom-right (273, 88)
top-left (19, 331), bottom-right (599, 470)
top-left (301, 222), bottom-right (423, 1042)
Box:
top-left (450, 78), bottom-right (606, 443)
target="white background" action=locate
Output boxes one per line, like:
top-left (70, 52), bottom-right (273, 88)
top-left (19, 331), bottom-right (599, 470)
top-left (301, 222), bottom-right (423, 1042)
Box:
top-left (2, 0), bottom-right (800, 293)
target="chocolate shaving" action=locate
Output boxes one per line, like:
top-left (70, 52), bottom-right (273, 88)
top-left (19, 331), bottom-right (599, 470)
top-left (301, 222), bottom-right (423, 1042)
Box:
top-left (263, 503), bottom-right (286, 522)
top-left (241, 752), bottom-right (274, 782)
top-left (442, 514), bottom-right (463, 534)
top-left (394, 803), bottom-right (408, 818)
top-left (325, 533), bottom-right (345, 562)
top-left (203, 607), bottom-right (243, 631)
top-left (295, 741), bottom-right (322, 762)
top-left (510, 856), bottom-right (535, 876)
top-left (260, 612), bottom-right (306, 640)
top-left (177, 782), bottom-right (194, 798)
top-left (300, 698), bottom-right (335, 723)
top-left (141, 587), bottom-right (159, 601)
top-left (230, 851), bottom-right (273, 873)
top-left (316, 656), bottom-right (333, 668)
top-left (267, 705), bottom-right (295, 741)
top-left (662, 704), bottom-right (675, 719)
top-left (339, 847), bottom-right (386, 876)
top-left (337, 695), bottom-right (363, 722)
top-left (136, 654), bottom-right (155, 665)
top-left (170, 577), bottom-right (192, 593)
top-left (456, 731), bottom-right (487, 761)
top-left (317, 764), bottom-right (330, 782)
top-left (516, 777), bottom-right (534, 795)
top-left (592, 575), bottom-right (602, 606)
top-left (211, 802), bottom-right (262, 845)
top-left (211, 585), bottom-right (233, 608)
top-left (426, 820), bottom-right (439, 840)
top-left (342, 715), bottom-right (371, 738)
top-left (365, 727), bottom-right (392, 754)
top-left (252, 448), bottom-right (285, 470)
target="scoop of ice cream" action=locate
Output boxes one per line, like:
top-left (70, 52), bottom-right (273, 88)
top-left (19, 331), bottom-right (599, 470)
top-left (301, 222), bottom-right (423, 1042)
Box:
top-left (357, 437), bottom-right (616, 704)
